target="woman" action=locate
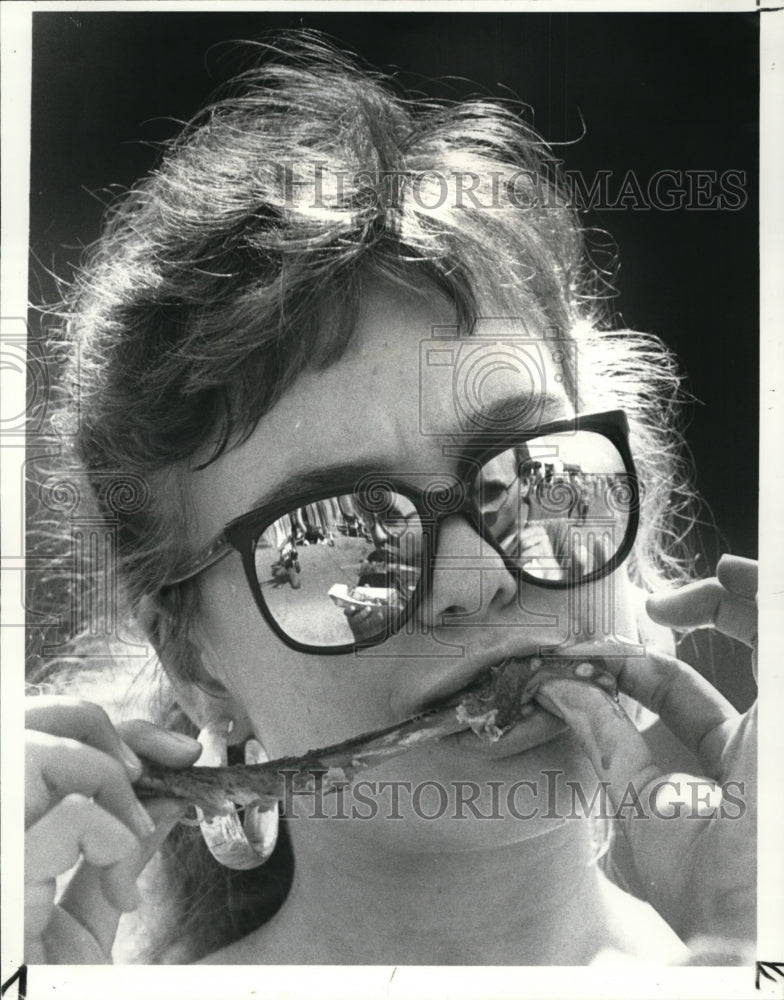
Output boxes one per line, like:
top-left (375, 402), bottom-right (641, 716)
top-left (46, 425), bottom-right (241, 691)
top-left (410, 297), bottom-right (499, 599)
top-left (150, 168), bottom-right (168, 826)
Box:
top-left (25, 36), bottom-right (757, 965)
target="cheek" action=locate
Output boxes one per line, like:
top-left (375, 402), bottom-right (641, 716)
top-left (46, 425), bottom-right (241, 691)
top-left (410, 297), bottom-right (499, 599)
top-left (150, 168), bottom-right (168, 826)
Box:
top-left (520, 568), bottom-right (639, 646)
top-left (194, 562), bottom-right (396, 755)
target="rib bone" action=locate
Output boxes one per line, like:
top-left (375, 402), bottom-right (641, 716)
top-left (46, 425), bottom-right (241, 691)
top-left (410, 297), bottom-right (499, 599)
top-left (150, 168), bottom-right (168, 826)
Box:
top-left (135, 655), bottom-right (616, 815)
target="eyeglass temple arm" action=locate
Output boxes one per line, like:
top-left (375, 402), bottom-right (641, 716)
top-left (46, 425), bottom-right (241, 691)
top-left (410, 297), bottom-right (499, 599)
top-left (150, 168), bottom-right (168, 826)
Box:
top-left (162, 531), bottom-right (233, 588)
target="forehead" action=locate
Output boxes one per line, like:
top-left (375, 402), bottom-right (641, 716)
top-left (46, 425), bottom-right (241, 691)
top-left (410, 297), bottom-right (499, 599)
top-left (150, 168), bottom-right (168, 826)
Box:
top-left (184, 283), bottom-right (573, 541)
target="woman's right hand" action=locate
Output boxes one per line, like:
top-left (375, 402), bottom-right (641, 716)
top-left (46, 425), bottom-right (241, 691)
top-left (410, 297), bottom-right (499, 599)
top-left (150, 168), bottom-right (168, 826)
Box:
top-left (25, 697), bottom-right (202, 963)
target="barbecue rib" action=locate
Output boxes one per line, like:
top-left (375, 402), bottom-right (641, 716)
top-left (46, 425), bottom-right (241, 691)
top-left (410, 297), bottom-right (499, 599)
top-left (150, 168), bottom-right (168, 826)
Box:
top-left (135, 655), bottom-right (617, 815)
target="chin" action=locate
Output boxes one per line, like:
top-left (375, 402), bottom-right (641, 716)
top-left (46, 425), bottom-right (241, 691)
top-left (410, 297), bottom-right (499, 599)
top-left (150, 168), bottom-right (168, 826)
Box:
top-left (287, 730), bottom-right (599, 853)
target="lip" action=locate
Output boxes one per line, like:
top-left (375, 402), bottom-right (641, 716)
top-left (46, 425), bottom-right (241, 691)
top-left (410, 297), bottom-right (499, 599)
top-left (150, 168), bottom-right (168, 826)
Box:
top-left (405, 639), bottom-right (622, 757)
top-left (443, 703), bottom-right (569, 758)
top-left (402, 644), bottom-right (546, 720)
top-left (407, 640), bottom-right (593, 718)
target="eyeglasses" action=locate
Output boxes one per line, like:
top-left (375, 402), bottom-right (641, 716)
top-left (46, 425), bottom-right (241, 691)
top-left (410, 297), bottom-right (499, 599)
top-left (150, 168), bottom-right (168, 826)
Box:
top-left (163, 410), bottom-right (639, 654)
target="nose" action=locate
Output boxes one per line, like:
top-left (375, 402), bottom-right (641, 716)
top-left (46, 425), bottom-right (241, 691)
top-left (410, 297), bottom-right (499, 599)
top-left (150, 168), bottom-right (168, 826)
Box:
top-left (371, 517), bottom-right (390, 548)
top-left (421, 515), bottom-right (519, 628)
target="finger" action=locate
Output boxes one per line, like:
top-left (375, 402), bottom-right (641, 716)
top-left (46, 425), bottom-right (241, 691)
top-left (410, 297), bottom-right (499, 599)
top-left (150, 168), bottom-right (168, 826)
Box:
top-left (617, 648), bottom-right (738, 773)
top-left (25, 792), bottom-right (142, 942)
top-left (26, 697), bottom-right (142, 778)
top-left (101, 796), bottom-right (187, 899)
top-left (540, 671), bottom-right (756, 945)
top-left (60, 797), bottom-right (188, 956)
top-left (25, 876), bottom-right (57, 944)
top-left (549, 640), bottom-right (738, 769)
top-left (26, 732), bottom-right (156, 838)
top-left (118, 719), bottom-right (202, 768)
top-left (25, 793), bottom-right (140, 880)
top-left (24, 935), bottom-right (48, 965)
top-left (716, 554), bottom-right (758, 599)
top-left (534, 677), bottom-right (661, 811)
top-left (646, 579), bottom-right (757, 648)
top-left (645, 578), bottom-right (721, 628)
top-left (533, 677), bottom-right (750, 941)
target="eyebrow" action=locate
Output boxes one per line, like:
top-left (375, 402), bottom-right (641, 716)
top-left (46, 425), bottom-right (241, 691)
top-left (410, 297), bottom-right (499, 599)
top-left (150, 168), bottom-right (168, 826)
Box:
top-left (245, 393), bottom-right (567, 512)
top-left (467, 393), bottom-right (568, 435)
top-left (166, 393), bottom-right (572, 586)
top-left (246, 461), bottom-right (385, 512)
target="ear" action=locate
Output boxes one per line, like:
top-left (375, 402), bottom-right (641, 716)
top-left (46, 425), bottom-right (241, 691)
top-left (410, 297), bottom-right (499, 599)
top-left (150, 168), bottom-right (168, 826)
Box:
top-left (137, 593), bottom-right (254, 745)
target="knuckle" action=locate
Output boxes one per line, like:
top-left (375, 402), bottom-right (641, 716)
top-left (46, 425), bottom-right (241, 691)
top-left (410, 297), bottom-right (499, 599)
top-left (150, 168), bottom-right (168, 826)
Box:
top-left (60, 791), bottom-right (92, 811)
top-left (67, 697), bottom-right (115, 731)
top-left (647, 667), bottom-right (677, 717)
top-left (116, 717), bottom-right (155, 739)
top-left (95, 748), bottom-right (131, 786)
top-left (40, 694), bottom-right (91, 714)
top-left (26, 695), bottom-right (116, 736)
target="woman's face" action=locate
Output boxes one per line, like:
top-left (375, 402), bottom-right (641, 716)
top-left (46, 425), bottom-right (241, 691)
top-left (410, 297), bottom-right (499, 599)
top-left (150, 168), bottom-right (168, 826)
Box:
top-left (179, 282), bottom-right (640, 850)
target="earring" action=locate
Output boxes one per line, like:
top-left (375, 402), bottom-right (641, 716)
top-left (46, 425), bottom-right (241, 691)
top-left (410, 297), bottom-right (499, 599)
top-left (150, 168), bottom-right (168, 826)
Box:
top-left (195, 720), bottom-right (279, 870)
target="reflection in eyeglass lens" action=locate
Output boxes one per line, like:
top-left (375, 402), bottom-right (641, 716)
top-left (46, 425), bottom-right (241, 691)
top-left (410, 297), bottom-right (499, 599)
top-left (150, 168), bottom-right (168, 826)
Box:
top-left (253, 430), bottom-right (634, 648)
top-left (476, 430), bottom-right (632, 582)
top-left (256, 492), bottom-right (424, 648)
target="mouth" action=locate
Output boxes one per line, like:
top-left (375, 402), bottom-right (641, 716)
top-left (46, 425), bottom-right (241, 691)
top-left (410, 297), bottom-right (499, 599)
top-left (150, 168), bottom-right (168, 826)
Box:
top-left (443, 705), bottom-right (568, 759)
top-left (425, 651), bottom-right (618, 758)
top-left (135, 651), bottom-right (618, 813)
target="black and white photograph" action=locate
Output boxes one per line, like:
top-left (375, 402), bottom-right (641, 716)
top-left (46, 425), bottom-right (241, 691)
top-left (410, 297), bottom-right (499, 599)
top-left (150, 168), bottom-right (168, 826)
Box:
top-left (2, 3), bottom-right (782, 997)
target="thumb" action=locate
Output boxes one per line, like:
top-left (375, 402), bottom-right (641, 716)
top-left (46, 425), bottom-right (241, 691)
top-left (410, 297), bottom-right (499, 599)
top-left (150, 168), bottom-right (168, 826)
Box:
top-left (536, 676), bottom-right (754, 944)
top-left (534, 677), bottom-right (716, 936)
top-left (534, 676), bottom-right (661, 805)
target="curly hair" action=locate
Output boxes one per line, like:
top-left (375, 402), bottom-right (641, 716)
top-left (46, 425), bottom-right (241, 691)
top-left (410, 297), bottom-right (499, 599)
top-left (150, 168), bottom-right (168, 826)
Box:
top-left (58, 34), bottom-right (690, 614)
top-left (45, 32), bottom-right (695, 959)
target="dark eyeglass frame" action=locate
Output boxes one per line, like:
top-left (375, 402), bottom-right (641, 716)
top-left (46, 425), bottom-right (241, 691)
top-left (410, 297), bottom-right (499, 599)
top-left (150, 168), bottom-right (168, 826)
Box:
top-left (162, 409), bottom-right (639, 655)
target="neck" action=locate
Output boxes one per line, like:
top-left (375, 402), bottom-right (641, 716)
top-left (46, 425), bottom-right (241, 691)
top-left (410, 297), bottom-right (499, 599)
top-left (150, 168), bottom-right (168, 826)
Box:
top-left (238, 819), bottom-right (614, 965)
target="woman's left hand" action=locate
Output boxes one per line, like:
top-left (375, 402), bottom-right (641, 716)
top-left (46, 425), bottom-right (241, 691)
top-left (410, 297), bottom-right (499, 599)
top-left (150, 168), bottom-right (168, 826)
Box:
top-left (535, 555), bottom-right (757, 951)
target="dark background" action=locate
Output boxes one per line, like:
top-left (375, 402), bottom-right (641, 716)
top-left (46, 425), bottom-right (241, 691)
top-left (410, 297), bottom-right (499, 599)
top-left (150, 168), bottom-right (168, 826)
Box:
top-left (28, 12), bottom-right (759, 702)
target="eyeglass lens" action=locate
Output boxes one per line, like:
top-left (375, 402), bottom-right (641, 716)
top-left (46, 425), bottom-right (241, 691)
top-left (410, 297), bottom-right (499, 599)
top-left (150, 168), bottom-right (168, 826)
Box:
top-left (254, 430), bottom-right (634, 648)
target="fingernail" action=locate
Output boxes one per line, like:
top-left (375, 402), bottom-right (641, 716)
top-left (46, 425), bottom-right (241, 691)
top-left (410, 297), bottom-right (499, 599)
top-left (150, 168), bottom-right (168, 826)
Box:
top-left (165, 730), bottom-right (201, 749)
top-left (118, 739), bottom-right (143, 777)
top-left (574, 662), bottom-right (595, 678)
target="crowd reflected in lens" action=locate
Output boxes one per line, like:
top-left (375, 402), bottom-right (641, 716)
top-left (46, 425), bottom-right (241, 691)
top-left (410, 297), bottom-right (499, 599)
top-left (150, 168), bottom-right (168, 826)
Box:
top-left (254, 430), bottom-right (634, 649)
top-left (255, 493), bottom-right (424, 647)
top-left (474, 431), bottom-right (633, 585)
